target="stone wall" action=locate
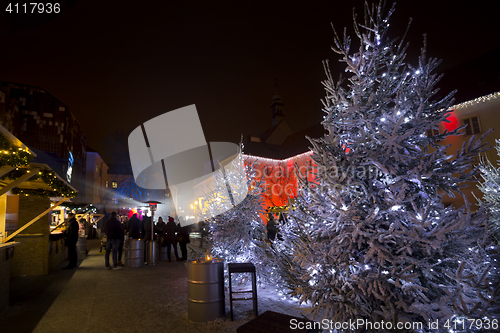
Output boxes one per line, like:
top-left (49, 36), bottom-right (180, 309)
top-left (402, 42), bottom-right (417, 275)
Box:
top-left (0, 247), bottom-right (11, 313)
top-left (48, 238), bottom-right (66, 271)
top-left (10, 196), bottom-right (51, 277)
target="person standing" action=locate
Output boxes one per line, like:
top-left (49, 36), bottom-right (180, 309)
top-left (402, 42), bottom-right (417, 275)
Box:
top-left (156, 216), bottom-right (167, 249)
top-left (165, 216), bottom-right (180, 262)
top-left (156, 216), bottom-right (166, 235)
top-left (117, 216), bottom-right (127, 267)
top-left (105, 211), bottom-right (123, 270)
top-left (266, 212), bottom-right (277, 241)
top-left (140, 215), bottom-right (148, 239)
top-left (176, 217), bottom-right (190, 261)
top-left (63, 213), bottom-right (79, 269)
top-left (127, 213), bottom-right (141, 239)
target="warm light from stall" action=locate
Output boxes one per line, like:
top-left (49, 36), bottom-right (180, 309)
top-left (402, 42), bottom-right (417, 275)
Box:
top-left (205, 250), bottom-right (212, 263)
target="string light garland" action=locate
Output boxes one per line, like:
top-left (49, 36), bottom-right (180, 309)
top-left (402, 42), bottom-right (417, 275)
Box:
top-left (1, 168), bottom-right (77, 198)
top-left (267, 205), bottom-right (293, 213)
top-left (0, 133), bottom-right (75, 198)
top-left (449, 91), bottom-right (500, 111)
top-left (243, 151), bottom-right (313, 165)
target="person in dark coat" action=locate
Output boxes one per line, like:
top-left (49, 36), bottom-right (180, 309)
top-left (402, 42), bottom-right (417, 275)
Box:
top-left (165, 216), bottom-right (180, 262)
top-left (63, 213), bottom-right (79, 269)
top-left (176, 216), bottom-right (190, 261)
top-left (105, 211), bottom-right (124, 270)
top-left (266, 212), bottom-right (277, 241)
top-left (127, 213), bottom-right (141, 239)
top-left (117, 216), bottom-right (127, 267)
top-left (140, 215), bottom-right (148, 239)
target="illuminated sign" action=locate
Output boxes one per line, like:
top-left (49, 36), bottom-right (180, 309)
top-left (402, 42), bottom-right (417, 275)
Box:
top-left (67, 151), bottom-right (74, 183)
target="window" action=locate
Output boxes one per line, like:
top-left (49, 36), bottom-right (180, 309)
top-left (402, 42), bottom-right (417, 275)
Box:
top-left (112, 181), bottom-right (118, 189)
top-left (426, 128), bottom-right (440, 141)
top-left (95, 165), bottom-right (98, 173)
top-left (426, 128), bottom-right (439, 137)
top-left (105, 180), bottom-right (109, 188)
top-left (463, 116), bottom-right (481, 135)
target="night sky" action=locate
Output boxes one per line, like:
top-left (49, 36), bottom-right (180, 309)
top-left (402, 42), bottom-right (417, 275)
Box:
top-left (1, 0), bottom-right (499, 165)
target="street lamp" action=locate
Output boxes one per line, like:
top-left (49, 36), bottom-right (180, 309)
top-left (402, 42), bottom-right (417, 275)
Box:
top-left (143, 200), bottom-right (162, 265)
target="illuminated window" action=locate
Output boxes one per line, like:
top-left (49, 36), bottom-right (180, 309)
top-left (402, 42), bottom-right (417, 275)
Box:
top-left (463, 116), bottom-right (481, 135)
top-left (95, 165), bottom-right (98, 173)
top-left (112, 181), bottom-right (118, 188)
top-left (105, 180), bottom-right (109, 188)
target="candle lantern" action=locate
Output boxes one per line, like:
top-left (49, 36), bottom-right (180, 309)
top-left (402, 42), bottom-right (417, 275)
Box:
top-left (205, 249), bottom-right (212, 263)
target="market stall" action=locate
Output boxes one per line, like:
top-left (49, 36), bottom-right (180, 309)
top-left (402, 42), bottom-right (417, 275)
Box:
top-left (0, 124), bottom-right (76, 312)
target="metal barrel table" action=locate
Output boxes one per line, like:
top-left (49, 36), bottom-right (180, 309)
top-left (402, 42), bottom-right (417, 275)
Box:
top-left (76, 236), bottom-right (87, 259)
top-left (187, 258), bottom-right (225, 322)
top-left (125, 239), bottom-right (145, 268)
top-left (160, 246), bottom-right (169, 261)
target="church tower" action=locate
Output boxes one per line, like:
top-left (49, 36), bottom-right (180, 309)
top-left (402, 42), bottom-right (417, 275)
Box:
top-left (271, 88), bottom-right (285, 128)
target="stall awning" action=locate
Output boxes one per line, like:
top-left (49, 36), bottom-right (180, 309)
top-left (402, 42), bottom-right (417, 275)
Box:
top-left (0, 124), bottom-right (76, 243)
top-left (0, 124), bottom-right (77, 199)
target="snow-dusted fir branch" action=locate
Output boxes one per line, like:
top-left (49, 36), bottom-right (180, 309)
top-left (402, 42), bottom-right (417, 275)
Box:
top-left (273, 1), bottom-right (497, 330)
top-left (478, 139), bottom-right (500, 246)
top-left (204, 146), bottom-right (272, 284)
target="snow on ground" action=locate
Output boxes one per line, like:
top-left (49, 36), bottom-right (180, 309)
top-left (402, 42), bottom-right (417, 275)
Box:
top-left (185, 242), bottom-right (314, 332)
top-left (0, 238), bottom-right (315, 333)
top-left (187, 280), bottom-right (313, 333)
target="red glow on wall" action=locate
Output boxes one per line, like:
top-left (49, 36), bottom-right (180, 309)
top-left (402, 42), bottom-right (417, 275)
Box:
top-left (244, 154), bottom-right (313, 221)
top-left (444, 109), bottom-right (458, 132)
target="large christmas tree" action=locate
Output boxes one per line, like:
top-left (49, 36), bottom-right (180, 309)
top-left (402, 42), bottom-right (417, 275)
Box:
top-left (273, 1), bottom-right (498, 329)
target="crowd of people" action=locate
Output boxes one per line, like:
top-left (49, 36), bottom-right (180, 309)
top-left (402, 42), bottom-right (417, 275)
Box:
top-left (61, 212), bottom-right (191, 270)
top-left (61, 209), bottom-right (286, 270)
top-left (103, 213), bottom-right (191, 270)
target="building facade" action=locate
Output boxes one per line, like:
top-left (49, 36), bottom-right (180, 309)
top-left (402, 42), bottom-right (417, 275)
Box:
top-left (84, 151), bottom-right (109, 209)
top-left (438, 92), bottom-right (500, 208)
top-left (0, 82), bottom-right (87, 201)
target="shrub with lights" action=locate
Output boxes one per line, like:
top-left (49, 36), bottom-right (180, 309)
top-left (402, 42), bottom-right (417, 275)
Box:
top-left (204, 149), bottom-right (273, 284)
